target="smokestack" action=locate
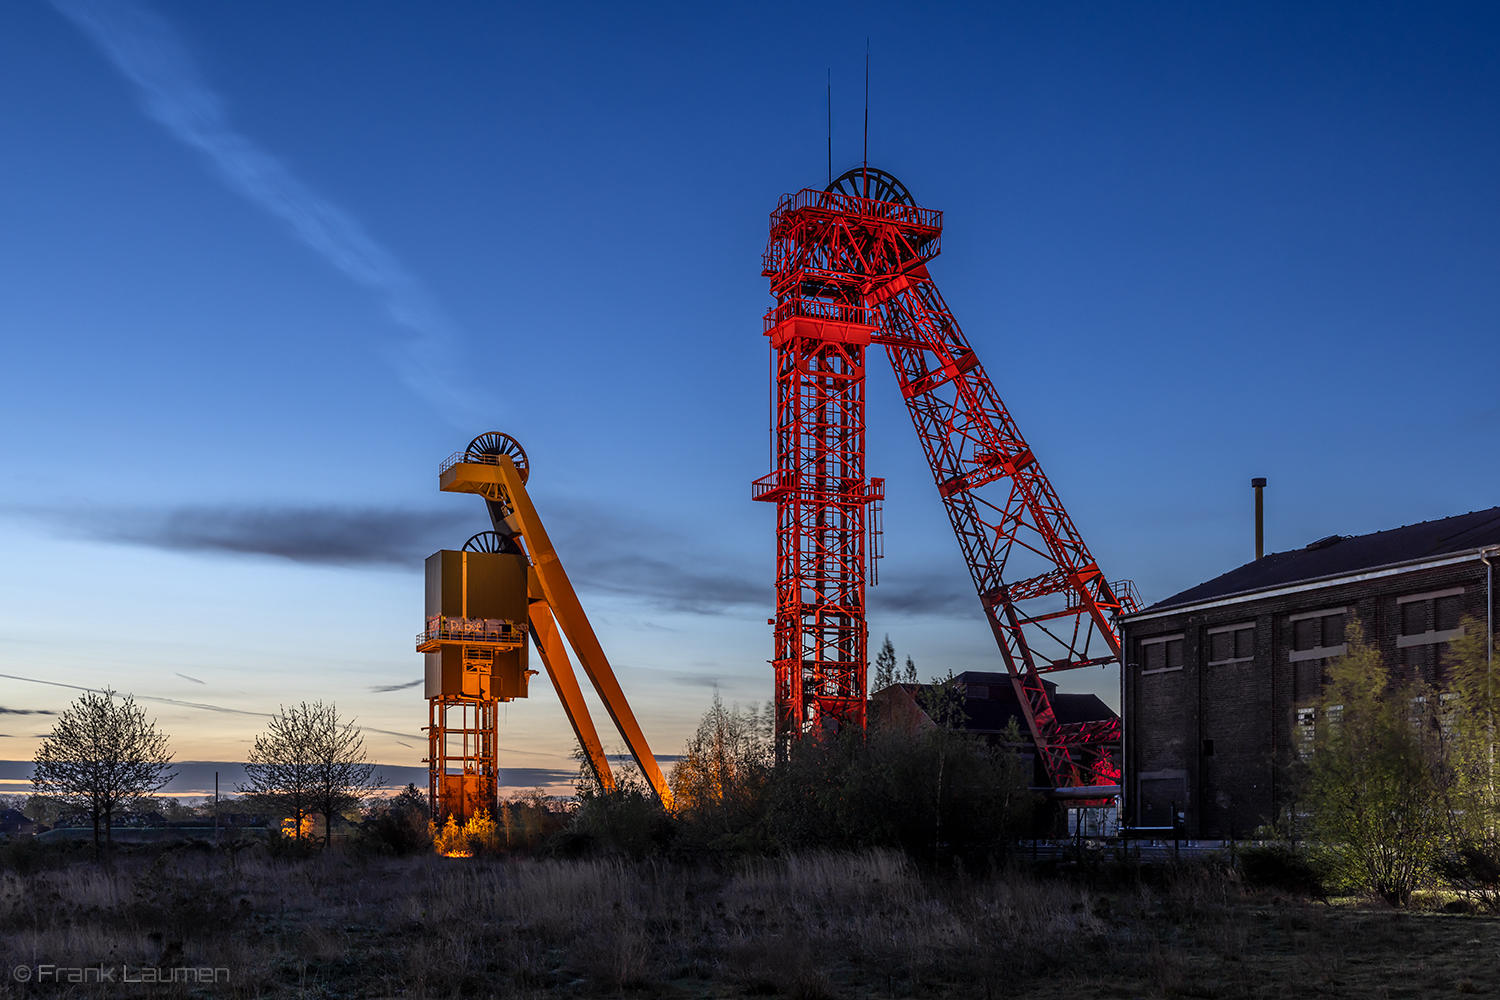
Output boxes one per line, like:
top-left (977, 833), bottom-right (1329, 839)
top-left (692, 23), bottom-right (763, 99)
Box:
top-left (1251, 478), bottom-right (1267, 559)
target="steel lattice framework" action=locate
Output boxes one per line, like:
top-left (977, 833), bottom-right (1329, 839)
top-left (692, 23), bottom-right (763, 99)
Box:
top-left (754, 167), bottom-right (1136, 788)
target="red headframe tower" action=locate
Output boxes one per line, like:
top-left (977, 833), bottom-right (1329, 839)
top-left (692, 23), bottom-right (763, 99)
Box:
top-left (754, 168), bottom-right (1136, 790)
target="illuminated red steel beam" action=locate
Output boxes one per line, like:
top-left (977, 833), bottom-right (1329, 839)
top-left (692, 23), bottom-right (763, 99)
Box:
top-left (757, 167), bottom-right (1137, 786)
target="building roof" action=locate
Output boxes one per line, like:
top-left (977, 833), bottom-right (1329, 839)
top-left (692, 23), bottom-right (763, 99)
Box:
top-left (1139, 506), bottom-right (1500, 615)
top-left (876, 671), bottom-right (1117, 737)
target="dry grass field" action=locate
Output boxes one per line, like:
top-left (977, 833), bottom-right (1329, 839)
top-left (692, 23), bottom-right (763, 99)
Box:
top-left (0, 845), bottom-right (1497, 999)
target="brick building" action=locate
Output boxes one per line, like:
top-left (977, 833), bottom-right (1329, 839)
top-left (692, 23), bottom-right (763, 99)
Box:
top-left (1119, 506), bottom-right (1500, 838)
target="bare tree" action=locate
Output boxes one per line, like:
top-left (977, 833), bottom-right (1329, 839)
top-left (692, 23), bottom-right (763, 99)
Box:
top-left (240, 701), bottom-right (380, 847)
top-left (31, 688), bottom-right (175, 859)
top-left (240, 703), bottom-right (319, 842)
top-left (309, 702), bottom-right (382, 846)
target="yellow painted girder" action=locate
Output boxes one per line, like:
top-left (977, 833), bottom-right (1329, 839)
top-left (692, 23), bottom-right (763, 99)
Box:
top-left (440, 458), bottom-right (674, 808)
top-left (527, 594), bottom-right (613, 792)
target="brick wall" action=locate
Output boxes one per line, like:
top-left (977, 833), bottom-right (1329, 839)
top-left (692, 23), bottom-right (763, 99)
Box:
top-left (1122, 556), bottom-right (1493, 837)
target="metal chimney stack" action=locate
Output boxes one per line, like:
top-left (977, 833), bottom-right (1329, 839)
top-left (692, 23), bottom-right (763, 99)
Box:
top-left (1252, 478), bottom-right (1267, 559)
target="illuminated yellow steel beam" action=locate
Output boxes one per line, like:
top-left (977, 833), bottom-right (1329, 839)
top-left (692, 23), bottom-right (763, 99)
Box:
top-left (527, 589), bottom-right (614, 791)
top-left (440, 458), bottom-right (674, 808)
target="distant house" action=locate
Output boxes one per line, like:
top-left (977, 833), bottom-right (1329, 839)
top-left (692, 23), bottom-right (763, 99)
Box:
top-left (0, 808), bottom-right (38, 836)
top-left (1120, 506), bottom-right (1500, 839)
top-left (871, 670), bottom-right (1118, 786)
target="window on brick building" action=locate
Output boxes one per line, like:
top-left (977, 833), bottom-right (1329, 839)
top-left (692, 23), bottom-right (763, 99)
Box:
top-left (1435, 594), bottom-right (1462, 632)
top-left (1399, 588), bottom-right (1465, 636)
top-left (1439, 691), bottom-right (1460, 740)
top-left (1401, 600), bottom-right (1427, 637)
top-left (1401, 643), bottom-right (1432, 683)
top-left (1396, 589), bottom-right (1466, 685)
top-left (1140, 635), bottom-right (1183, 673)
top-left (1294, 661), bottom-right (1323, 703)
top-left (1293, 612), bottom-right (1345, 652)
top-left (1207, 623), bottom-right (1254, 665)
top-left (1294, 706), bottom-right (1316, 758)
top-left (1288, 608), bottom-right (1347, 701)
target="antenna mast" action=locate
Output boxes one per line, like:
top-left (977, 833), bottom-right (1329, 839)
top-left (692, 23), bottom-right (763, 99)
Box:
top-left (862, 41), bottom-right (869, 197)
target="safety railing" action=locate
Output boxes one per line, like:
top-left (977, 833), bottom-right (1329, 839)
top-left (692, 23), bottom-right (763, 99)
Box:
top-left (772, 187), bottom-right (942, 229)
top-left (751, 471), bottom-right (795, 502)
top-left (1110, 579), bottom-right (1143, 615)
top-left (440, 450), bottom-right (514, 475)
top-left (416, 615), bottom-right (526, 652)
top-left (752, 472), bottom-right (886, 504)
top-left (763, 298), bottom-right (878, 332)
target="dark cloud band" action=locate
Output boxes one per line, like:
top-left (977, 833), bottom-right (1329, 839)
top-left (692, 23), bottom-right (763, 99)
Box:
top-left (29, 505), bottom-right (479, 568)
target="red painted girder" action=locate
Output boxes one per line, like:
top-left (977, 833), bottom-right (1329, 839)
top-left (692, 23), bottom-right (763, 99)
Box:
top-left (876, 276), bottom-right (1124, 788)
top-left (1053, 718), bottom-right (1123, 746)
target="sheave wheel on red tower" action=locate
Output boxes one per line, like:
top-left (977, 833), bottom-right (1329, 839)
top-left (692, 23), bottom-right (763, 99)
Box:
top-left (825, 166), bottom-right (915, 205)
top-left (464, 432), bottom-right (529, 484)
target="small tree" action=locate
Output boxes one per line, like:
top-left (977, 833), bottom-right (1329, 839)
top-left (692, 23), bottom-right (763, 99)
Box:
top-left (364, 783), bottom-right (432, 855)
top-left (241, 701), bottom-right (380, 848)
top-left (31, 688), bottom-right (175, 859)
top-left (309, 702), bottom-right (381, 844)
top-left (872, 636), bottom-right (897, 691)
top-left (1447, 620), bottom-right (1499, 839)
top-left (669, 693), bottom-right (772, 836)
top-left (1305, 622), bottom-right (1451, 906)
top-left (241, 703), bottom-right (317, 842)
top-left (918, 670), bottom-right (969, 730)
top-left (1435, 620), bottom-right (1500, 909)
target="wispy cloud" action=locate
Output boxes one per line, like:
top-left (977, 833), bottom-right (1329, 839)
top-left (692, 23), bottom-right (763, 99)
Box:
top-left (16, 491), bottom-right (985, 620)
top-left (497, 768), bottom-right (576, 788)
top-left (175, 672), bottom-right (205, 685)
top-left (544, 498), bottom-right (983, 619)
top-left (544, 499), bottom-right (767, 614)
top-left (868, 572), bottom-right (981, 619)
top-left (28, 503), bottom-right (478, 568)
top-left (0, 708), bottom-right (56, 716)
top-left (0, 671), bottom-right (268, 717)
top-left (371, 679), bottom-right (423, 694)
top-left (50, 0), bottom-right (491, 425)
top-left (0, 672), bottom-right (426, 744)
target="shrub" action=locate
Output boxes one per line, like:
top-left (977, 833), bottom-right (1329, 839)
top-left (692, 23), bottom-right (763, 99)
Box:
top-left (558, 781), bottom-right (672, 859)
top-left (669, 695), bottom-right (772, 841)
top-left (764, 720), bottom-right (1035, 865)
top-left (1238, 842), bottom-right (1326, 896)
top-left (1436, 840), bottom-right (1500, 913)
top-left (362, 783), bottom-right (431, 856)
top-left (1305, 621), bottom-right (1449, 907)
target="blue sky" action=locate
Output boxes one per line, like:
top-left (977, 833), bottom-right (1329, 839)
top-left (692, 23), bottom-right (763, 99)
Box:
top-left (2, 1), bottom-right (1497, 787)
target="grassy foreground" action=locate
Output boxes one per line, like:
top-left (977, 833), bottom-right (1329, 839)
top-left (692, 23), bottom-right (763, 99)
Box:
top-left (1, 847), bottom-right (1498, 999)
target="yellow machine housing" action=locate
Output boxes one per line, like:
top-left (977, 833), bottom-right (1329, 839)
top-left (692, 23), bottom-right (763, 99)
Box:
top-left (421, 550), bottom-right (529, 701)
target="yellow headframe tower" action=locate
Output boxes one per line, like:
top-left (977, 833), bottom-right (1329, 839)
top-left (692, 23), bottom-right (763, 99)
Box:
top-left (422, 432), bottom-right (672, 820)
